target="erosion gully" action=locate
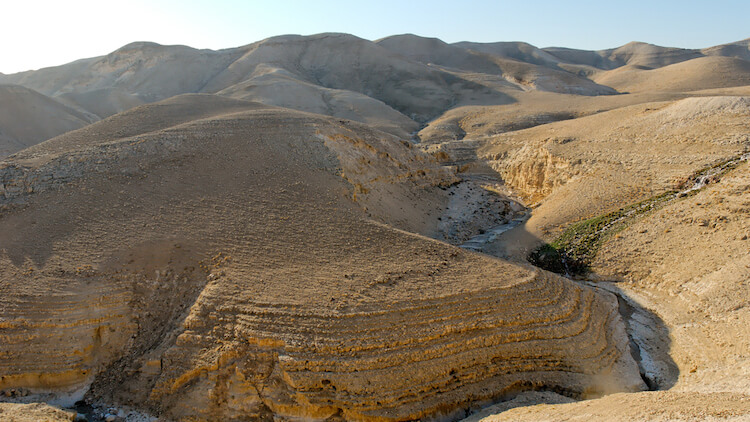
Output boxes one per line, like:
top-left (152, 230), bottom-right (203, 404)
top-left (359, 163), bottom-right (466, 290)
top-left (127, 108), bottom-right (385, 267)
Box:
top-left (457, 151), bottom-right (749, 404)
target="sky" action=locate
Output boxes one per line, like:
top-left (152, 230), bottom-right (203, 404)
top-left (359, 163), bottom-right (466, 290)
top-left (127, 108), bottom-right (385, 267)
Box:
top-left (1, 0), bottom-right (748, 73)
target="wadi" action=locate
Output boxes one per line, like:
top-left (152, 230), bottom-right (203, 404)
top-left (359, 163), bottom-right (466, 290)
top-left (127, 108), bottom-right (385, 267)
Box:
top-left (0, 33), bottom-right (749, 421)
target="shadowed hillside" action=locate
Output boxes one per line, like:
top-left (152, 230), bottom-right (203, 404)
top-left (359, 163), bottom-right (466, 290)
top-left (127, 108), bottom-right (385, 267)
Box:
top-left (0, 85), bottom-right (95, 158)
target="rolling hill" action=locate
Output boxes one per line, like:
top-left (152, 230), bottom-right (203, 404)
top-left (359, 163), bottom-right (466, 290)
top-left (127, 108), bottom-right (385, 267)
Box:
top-left (0, 94), bottom-right (643, 421)
top-left (1, 33), bottom-right (749, 422)
top-left (0, 84), bottom-right (94, 158)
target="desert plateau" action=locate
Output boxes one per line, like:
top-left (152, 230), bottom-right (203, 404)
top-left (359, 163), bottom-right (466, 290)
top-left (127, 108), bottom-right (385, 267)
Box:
top-left (0, 31), bottom-right (749, 421)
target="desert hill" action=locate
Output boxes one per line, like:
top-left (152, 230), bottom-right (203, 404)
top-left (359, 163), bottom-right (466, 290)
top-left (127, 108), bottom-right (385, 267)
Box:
top-left (468, 130), bottom-right (750, 422)
top-left (471, 96), bottom-right (750, 237)
top-left (1, 42), bottom-right (232, 104)
top-left (702, 37), bottom-right (750, 61)
top-left (416, 90), bottom-right (695, 143)
top-left (434, 95), bottom-right (749, 421)
top-left (544, 41), bottom-right (704, 70)
top-left (0, 34), bottom-right (504, 132)
top-left (0, 94), bottom-right (644, 421)
top-left (0, 84), bottom-right (94, 158)
top-left (2, 34), bottom-right (749, 151)
top-left (1, 33), bottom-right (750, 421)
top-left (454, 41), bottom-right (562, 69)
top-left (592, 56), bottom-right (750, 93)
top-left (378, 34), bottom-right (617, 96)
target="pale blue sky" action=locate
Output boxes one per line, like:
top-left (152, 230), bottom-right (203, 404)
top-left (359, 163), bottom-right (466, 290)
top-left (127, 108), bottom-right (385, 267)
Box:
top-left (1, 0), bottom-right (748, 73)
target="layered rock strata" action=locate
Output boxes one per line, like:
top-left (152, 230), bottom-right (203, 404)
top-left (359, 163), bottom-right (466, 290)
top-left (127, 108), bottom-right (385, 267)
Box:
top-left (0, 95), bottom-right (644, 420)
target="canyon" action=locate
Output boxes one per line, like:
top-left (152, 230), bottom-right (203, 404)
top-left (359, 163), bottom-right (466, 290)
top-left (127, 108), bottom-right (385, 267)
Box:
top-left (0, 33), bottom-right (749, 421)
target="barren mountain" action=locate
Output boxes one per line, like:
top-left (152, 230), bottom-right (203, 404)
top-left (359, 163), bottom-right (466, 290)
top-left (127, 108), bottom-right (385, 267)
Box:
top-left (0, 85), bottom-right (94, 158)
top-left (702, 37), bottom-right (750, 61)
top-left (0, 94), bottom-right (644, 421)
top-left (544, 41), bottom-right (704, 70)
top-left (592, 56), bottom-right (750, 93)
top-left (379, 35), bottom-right (617, 96)
top-left (2, 34), bottom-right (748, 151)
top-left (0, 34), bottom-right (502, 131)
top-left (454, 41), bottom-right (563, 69)
top-left (1, 42), bottom-right (232, 104)
top-left (1, 33), bottom-right (749, 421)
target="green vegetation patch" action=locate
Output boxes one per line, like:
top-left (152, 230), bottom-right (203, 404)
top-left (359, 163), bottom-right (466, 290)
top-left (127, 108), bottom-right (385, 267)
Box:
top-left (529, 151), bottom-right (749, 276)
top-left (529, 191), bottom-right (676, 275)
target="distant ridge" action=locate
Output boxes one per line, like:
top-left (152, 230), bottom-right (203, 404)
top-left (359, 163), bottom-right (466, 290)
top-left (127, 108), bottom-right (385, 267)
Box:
top-left (0, 33), bottom-right (748, 152)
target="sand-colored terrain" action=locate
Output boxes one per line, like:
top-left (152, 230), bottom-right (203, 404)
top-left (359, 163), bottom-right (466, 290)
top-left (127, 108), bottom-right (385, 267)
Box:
top-left (592, 56), bottom-right (750, 93)
top-left (468, 390), bottom-right (750, 421)
top-left (482, 96), bottom-right (749, 234)
top-left (0, 402), bottom-right (77, 422)
top-left (0, 85), bottom-right (94, 158)
top-left (0, 94), bottom-right (644, 421)
top-left (1, 33), bottom-right (748, 151)
top-left (460, 115), bottom-right (750, 421)
top-left (1, 33), bottom-right (749, 421)
top-left (453, 100), bottom-right (750, 421)
top-left (593, 160), bottom-right (750, 394)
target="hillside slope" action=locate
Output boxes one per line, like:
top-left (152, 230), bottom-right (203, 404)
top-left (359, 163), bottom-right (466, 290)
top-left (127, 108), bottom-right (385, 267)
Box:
top-left (0, 94), bottom-right (643, 421)
top-left (702, 38), bottom-right (750, 61)
top-left (0, 34), bottom-right (504, 134)
top-left (592, 56), bottom-right (750, 93)
top-left (477, 96), bottom-right (750, 241)
top-left (0, 85), bottom-right (94, 158)
top-left (379, 34), bottom-right (617, 96)
top-left (2, 35), bottom-right (748, 152)
top-left (543, 41), bottom-right (705, 70)
top-left (478, 121), bottom-right (750, 422)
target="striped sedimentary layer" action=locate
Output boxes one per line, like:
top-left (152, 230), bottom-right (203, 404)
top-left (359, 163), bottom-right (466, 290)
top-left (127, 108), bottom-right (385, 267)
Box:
top-left (143, 268), bottom-right (644, 421)
top-left (0, 274), bottom-right (134, 400)
top-left (0, 99), bottom-right (644, 420)
top-left (0, 237), bottom-right (644, 421)
top-left (0, 262), bottom-right (207, 404)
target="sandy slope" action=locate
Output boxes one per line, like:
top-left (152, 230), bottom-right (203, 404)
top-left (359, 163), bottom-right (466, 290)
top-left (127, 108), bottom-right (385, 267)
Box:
top-left (594, 160), bottom-right (750, 393)
top-left (379, 34), bottom-right (617, 96)
top-left (478, 157), bottom-right (750, 421)
top-left (472, 96), bottom-right (750, 242)
top-left (0, 403), bottom-right (76, 422)
top-left (214, 64), bottom-right (420, 138)
top-left (0, 94), bottom-right (642, 421)
top-left (593, 56), bottom-right (750, 93)
top-left (456, 96), bottom-right (750, 420)
top-left (1, 33), bottom-right (750, 421)
top-left (0, 85), bottom-right (94, 158)
top-left (418, 90), bottom-right (692, 143)
top-left (468, 390), bottom-right (750, 421)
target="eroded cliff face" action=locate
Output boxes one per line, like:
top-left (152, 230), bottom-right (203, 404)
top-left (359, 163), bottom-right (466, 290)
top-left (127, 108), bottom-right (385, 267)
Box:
top-left (0, 97), bottom-right (644, 420)
top-left (491, 142), bottom-right (581, 205)
top-left (1, 245), bottom-right (644, 421)
top-left (0, 241), bottom-right (207, 406)
top-left (128, 267), bottom-right (642, 421)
